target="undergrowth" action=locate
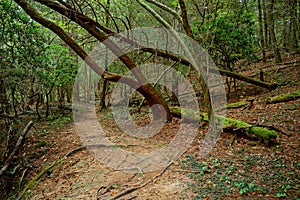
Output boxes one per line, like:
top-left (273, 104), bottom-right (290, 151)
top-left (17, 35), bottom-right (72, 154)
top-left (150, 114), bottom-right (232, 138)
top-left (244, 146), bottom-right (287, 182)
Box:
top-left (182, 154), bottom-right (300, 199)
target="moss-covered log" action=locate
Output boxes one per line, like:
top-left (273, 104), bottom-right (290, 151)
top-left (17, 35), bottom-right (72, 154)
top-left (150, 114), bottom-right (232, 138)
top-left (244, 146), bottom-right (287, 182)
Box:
top-left (226, 100), bottom-right (248, 109)
top-left (266, 90), bottom-right (300, 104)
top-left (170, 107), bottom-right (277, 144)
top-left (226, 98), bottom-right (254, 109)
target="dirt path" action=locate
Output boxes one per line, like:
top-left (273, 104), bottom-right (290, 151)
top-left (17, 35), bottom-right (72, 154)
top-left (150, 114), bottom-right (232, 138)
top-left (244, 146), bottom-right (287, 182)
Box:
top-left (27, 64), bottom-right (299, 199)
top-left (29, 117), bottom-right (192, 200)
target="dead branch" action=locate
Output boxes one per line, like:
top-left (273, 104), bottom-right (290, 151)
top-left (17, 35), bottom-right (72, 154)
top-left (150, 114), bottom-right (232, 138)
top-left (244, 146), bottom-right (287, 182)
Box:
top-left (99, 161), bottom-right (174, 200)
top-left (16, 146), bottom-right (85, 200)
top-left (0, 121), bottom-right (34, 177)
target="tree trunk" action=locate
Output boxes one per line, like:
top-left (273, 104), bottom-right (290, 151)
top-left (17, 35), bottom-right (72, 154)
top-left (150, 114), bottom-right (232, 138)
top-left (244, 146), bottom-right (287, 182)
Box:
top-left (57, 86), bottom-right (65, 108)
top-left (290, 0), bottom-right (299, 53)
top-left (170, 107), bottom-right (277, 144)
top-left (179, 0), bottom-right (214, 122)
top-left (73, 79), bottom-right (80, 101)
top-left (262, 0), bottom-right (269, 48)
top-left (0, 78), bottom-right (8, 114)
top-left (258, 0), bottom-right (266, 62)
top-left (11, 87), bottom-right (17, 118)
top-left (73, 57), bottom-right (80, 102)
top-left (100, 79), bottom-right (108, 110)
top-left (267, 0), bottom-right (282, 63)
top-left (66, 83), bottom-right (72, 103)
top-left (266, 90), bottom-right (300, 104)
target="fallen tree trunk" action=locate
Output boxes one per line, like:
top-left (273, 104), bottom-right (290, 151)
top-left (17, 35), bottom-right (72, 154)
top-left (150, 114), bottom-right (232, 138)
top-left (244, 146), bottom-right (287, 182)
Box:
top-left (226, 98), bottom-right (254, 109)
top-left (170, 107), bottom-right (277, 144)
top-left (226, 100), bottom-right (248, 109)
top-left (211, 67), bottom-right (278, 90)
top-left (142, 48), bottom-right (278, 90)
top-left (266, 90), bottom-right (300, 104)
top-left (0, 121), bottom-right (34, 177)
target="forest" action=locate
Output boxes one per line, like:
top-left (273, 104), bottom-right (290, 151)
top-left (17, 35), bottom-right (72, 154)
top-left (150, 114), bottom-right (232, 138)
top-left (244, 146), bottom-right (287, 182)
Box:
top-left (0, 0), bottom-right (299, 199)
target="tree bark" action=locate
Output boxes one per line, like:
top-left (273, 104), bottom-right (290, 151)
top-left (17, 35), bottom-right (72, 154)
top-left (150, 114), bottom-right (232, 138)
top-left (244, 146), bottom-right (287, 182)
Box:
top-left (290, 0), bottom-right (299, 53)
top-left (258, 0), bottom-right (266, 62)
top-left (262, 0), bottom-right (269, 48)
top-left (267, 0), bottom-right (282, 63)
top-left (0, 77), bottom-right (8, 114)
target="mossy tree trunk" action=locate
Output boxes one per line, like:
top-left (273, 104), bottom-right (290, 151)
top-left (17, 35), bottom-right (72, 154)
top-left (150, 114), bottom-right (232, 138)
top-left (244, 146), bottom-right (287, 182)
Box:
top-left (170, 107), bottom-right (277, 144)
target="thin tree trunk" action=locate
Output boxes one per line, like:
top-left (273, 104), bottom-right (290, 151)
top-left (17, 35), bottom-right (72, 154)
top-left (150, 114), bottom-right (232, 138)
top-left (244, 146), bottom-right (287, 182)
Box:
top-left (262, 0), bottom-right (269, 48)
top-left (290, 0), bottom-right (299, 53)
top-left (0, 78), bottom-right (8, 114)
top-left (179, 0), bottom-right (214, 120)
top-left (267, 0), bottom-right (282, 63)
top-left (11, 87), bottom-right (17, 118)
top-left (100, 0), bottom-right (110, 110)
top-left (73, 57), bottom-right (80, 102)
top-left (258, 0), bottom-right (266, 62)
top-left (100, 80), bottom-right (108, 110)
top-left (36, 91), bottom-right (41, 119)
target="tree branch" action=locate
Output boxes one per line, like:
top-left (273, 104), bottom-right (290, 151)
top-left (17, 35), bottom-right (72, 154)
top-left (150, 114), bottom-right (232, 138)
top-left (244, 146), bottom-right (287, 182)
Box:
top-left (13, 0), bottom-right (139, 89)
top-left (136, 0), bottom-right (172, 30)
top-left (0, 121), bottom-right (34, 177)
top-left (178, 0), bottom-right (194, 39)
top-left (145, 0), bottom-right (182, 22)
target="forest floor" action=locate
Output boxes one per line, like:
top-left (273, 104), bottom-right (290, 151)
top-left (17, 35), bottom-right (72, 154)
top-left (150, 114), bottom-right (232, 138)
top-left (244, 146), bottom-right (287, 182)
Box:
top-left (9, 56), bottom-right (300, 199)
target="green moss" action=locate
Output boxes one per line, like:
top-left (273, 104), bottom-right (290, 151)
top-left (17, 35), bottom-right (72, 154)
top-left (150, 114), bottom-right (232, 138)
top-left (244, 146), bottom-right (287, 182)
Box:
top-left (248, 127), bottom-right (277, 139)
top-left (267, 90), bottom-right (300, 104)
top-left (170, 107), bottom-right (277, 144)
top-left (34, 141), bottom-right (47, 148)
top-left (226, 100), bottom-right (247, 109)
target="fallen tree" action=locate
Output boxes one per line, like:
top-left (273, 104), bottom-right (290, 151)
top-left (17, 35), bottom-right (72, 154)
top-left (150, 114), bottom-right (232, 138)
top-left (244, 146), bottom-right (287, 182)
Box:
top-left (0, 121), bottom-right (34, 177)
top-left (143, 48), bottom-right (278, 90)
top-left (226, 98), bottom-right (255, 109)
top-left (266, 90), bottom-right (300, 104)
top-left (170, 107), bottom-right (277, 144)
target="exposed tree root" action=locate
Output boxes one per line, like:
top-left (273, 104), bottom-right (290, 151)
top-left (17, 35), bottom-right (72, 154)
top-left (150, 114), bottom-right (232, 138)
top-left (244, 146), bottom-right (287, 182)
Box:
top-left (16, 146), bottom-right (85, 200)
top-left (97, 162), bottom-right (174, 200)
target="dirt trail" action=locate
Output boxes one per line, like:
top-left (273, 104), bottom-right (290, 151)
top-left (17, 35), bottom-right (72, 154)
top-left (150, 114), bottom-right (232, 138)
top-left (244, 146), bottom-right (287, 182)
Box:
top-left (29, 118), bottom-right (192, 200)
top-left (28, 63), bottom-right (299, 199)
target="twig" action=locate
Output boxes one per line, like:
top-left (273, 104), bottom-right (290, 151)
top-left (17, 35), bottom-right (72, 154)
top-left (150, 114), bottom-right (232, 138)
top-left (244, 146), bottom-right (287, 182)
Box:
top-left (96, 185), bottom-right (114, 199)
top-left (127, 196), bottom-right (137, 200)
top-left (107, 161), bottom-right (174, 200)
top-left (229, 133), bottom-right (238, 148)
top-left (16, 146), bottom-right (85, 200)
top-left (137, 61), bottom-right (177, 111)
top-left (18, 168), bottom-right (28, 191)
top-left (172, 169), bottom-right (203, 173)
top-left (62, 146), bottom-right (86, 159)
top-left (0, 121), bottom-right (34, 177)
